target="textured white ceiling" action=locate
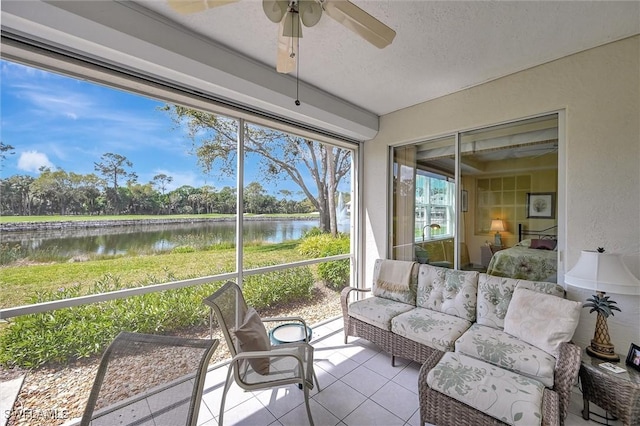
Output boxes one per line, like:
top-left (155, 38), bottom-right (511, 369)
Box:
top-left (134, 1), bottom-right (640, 116)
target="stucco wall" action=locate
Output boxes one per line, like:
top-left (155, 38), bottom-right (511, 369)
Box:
top-left (363, 35), bottom-right (640, 352)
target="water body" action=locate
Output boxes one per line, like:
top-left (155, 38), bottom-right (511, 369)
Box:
top-left (2, 219), bottom-right (350, 258)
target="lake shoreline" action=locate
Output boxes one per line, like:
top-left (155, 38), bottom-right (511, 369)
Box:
top-left (0, 215), bottom-right (318, 233)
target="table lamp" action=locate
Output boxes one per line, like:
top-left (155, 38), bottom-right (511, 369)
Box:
top-left (421, 223), bottom-right (441, 241)
top-left (490, 219), bottom-right (505, 247)
top-left (565, 249), bottom-right (640, 361)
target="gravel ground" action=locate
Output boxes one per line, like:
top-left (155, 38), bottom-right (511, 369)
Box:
top-left (1, 284), bottom-right (342, 426)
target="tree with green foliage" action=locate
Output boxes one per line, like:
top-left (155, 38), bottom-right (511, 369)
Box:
top-left (245, 182), bottom-right (266, 214)
top-left (31, 168), bottom-right (74, 215)
top-left (94, 153), bottom-right (137, 214)
top-left (1, 159), bottom-right (316, 217)
top-left (127, 182), bottom-right (158, 214)
top-left (161, 105), bottom-right (350, 235)
top-left (2, 175), bottom-right (34, 215)
top-left (0, 142), bottom-right (15, 167)
top-left (78, 173), bottom-right (104, 215)
top-left (151, 173), bottom-right (173, 195)
top-left (151, 173), bottom-right (173, 213)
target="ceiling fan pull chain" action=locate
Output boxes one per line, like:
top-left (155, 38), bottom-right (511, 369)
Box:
top-left (295, 34), bottom-right (301, 106)
top-left (289, 9), bottom-right (296, 59)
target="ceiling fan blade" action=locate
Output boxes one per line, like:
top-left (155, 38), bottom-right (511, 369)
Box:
top-left (322, 0), bottom-right (396, 48)
top-left (299, 0), bottom-right (322, 27)
top-left (263, 0), bottom-right (288, 24)
top-left (276, 21), bottom-right (297, 74)
top-left (168, 0), bottom-right (239, 14)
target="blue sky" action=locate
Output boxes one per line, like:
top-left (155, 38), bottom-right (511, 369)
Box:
top-left (1, 59), bottom-right (333, 199)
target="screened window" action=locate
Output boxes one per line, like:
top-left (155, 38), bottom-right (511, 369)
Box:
top-left (0, 57), bottom-right (357, 315)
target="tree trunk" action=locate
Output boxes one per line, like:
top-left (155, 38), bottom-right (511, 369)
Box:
top-left (318, 198), bottom-right (330, 233)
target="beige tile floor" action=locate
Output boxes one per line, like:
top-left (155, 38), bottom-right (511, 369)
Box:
top-left (197, 317), bottom-right (622, 426)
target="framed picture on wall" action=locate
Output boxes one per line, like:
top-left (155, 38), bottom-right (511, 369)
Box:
top-left (626, 343), bottom-right (640, 372)
top-left (462, 190), bottom-right (468, 212)
top-left (526, 192), bottom-right (555, 219)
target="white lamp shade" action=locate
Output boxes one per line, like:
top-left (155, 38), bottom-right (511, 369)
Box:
top-left (490, 219), bottom-right (505, 232)
top-left (565, 250), bottom-right (640, 295)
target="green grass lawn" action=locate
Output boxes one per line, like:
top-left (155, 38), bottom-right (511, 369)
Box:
top-left (0, 214), bottom-right (323, 307)
top-left (0, 242), bottom-right (307, 308)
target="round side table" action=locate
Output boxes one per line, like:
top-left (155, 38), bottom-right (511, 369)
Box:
top-left (579, 350), bottom-right (640, 425)
top-left (269, 323), bottom-right (312, 346)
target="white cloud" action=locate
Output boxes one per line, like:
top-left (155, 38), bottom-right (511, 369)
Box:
top-left (17, 151), bottom-right (54, 173)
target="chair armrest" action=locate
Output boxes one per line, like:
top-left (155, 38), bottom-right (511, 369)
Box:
top-left (231, 342), bottom-right (313, 365)
top-left (233, 348), bottom-right (302, 361)
top-left (553, 341), bottom-right (581, 422)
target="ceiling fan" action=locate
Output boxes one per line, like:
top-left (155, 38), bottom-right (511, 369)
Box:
top-left (167, 0), bottom-right (396, 74)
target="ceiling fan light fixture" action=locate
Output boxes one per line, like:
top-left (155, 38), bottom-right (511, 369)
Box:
top-left (282, 10), bottom-right (302, 38)
top-left (263, 0), bottom-right (288, 23)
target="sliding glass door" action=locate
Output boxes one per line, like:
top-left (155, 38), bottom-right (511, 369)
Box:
top-left (392, 135), bottom-right (456, 267)
top-left (391, 114), bottom-right (559, 280)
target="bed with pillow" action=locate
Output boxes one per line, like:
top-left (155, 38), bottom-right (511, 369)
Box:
top-left (486, 224), bottom-right (558, 282)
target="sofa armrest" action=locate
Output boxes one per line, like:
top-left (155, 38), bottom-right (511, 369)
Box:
top-left (554, 341), bottom-right (581, 423)
top-left (340, 286), bottom-right (371, 316)
top-left (341, 286), bottom-right (372, 344)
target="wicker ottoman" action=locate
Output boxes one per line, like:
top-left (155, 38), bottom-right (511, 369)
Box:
top-left (418, 350), bottom-right (560, 426)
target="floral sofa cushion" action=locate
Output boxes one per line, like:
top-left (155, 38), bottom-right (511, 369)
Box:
top-left (454, 323), bottom-right (556, 388)
top-left (371, 259), bottom-right (419, 305)
top-left (516, 279), bottom-right (565, 297)
top-left (391, 307), bottom-right (472, 352)
top-left (476, 274), bottom-right (565, 329)
top-left (348, 297), bottom-right (415, 331)
top-left (427, 351), bottom-right (545, 426)
top-left (416, 264), bottom-right (479, 321)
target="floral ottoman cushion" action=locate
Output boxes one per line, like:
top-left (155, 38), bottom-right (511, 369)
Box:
top-left (427, 351), bottom-right (545, 426)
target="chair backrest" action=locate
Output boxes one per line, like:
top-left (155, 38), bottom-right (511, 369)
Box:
top-left (81, 332), bottom-right (218, 426)
top-left (203, 281), bottom-right (248, 358)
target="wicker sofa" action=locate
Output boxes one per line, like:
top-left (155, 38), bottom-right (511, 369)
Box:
top-left (340, 259), bottom-right (582, 425)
